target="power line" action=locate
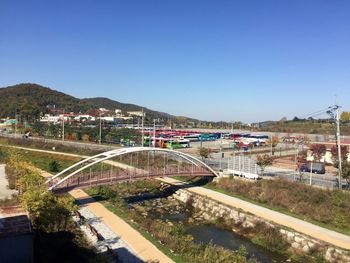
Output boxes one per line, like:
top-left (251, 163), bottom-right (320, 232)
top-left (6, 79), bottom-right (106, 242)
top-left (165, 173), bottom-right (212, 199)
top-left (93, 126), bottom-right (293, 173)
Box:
top-left (298, 106), bottom-right (332, 119)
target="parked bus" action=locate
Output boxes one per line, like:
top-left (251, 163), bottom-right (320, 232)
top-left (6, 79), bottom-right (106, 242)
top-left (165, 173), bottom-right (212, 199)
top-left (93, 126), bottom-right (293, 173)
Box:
top-left (167, 139), bottom-right (190, 149)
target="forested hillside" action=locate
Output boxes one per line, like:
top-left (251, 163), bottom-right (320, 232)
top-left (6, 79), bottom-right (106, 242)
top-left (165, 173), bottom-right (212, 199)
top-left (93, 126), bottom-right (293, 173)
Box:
top-left (0, 83), bottom-right (176, 120)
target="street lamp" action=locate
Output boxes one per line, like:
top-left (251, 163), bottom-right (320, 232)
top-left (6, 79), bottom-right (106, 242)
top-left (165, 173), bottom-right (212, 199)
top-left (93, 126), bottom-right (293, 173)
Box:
top-left (153, 119), bottom-right (156, 148)
top-left (62, 109), bottom-right (65, 143)
top-left (99, 111), bottom-right (102, 144)
top-left (141, 109), bottom-right (144, 147)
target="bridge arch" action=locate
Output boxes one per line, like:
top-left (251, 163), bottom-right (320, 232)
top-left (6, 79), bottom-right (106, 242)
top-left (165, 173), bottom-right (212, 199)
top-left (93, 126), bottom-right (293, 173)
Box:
top-left (47, 147), bottom-right (217, 191)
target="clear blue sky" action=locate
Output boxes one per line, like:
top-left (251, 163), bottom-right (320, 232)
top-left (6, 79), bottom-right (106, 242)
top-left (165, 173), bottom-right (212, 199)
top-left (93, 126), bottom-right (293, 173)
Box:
top-left (1, 0), bottom-right (349, 122)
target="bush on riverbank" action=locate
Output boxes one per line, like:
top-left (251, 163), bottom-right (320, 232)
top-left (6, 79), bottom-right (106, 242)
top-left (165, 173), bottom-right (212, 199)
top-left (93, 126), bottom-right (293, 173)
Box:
top-left (250, 222), bottom-right (289, 253)
top-left (209, 178), bottom-right (350, 234)
top-left (4, 151), bottom-right (110, 263)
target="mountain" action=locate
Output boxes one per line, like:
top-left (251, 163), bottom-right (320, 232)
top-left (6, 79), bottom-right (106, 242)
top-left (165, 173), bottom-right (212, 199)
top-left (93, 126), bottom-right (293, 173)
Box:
top-left (0, 83), bottom-right (176, 120)
top-left (81, 97), bottom-right (174, 119)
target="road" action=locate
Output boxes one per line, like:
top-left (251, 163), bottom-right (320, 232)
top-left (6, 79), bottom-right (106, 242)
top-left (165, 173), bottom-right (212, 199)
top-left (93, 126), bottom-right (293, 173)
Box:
top-left (8, 144), bottom-right (350, 250)
top-left (0, 133), bottom-right (118, 152)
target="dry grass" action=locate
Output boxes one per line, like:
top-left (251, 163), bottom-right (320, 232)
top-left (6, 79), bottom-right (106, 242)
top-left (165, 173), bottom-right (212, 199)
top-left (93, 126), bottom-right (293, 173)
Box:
top-left (210, 178), bottom-right (350, 234)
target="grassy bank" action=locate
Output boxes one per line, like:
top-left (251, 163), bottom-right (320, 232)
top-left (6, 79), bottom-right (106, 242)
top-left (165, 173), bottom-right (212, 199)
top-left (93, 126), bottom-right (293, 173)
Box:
top-left (207, 178), bottom-right (350, 235)
top-left (0, 136), bottom-right (103, 156)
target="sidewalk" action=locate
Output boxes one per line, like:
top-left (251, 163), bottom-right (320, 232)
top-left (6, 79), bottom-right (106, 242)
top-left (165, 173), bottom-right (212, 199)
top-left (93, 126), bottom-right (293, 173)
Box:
top-left (70, 189), bottom-right (174, 263)
top-left (0, 164), bottom-right (17, 199)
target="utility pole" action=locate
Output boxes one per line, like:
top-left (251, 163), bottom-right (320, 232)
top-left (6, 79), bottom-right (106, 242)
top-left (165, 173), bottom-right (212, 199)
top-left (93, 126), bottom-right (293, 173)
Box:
top-left (336, 106), bottom-right (342, 189)
top-left (327, 104), bottom-right (342, 189)
top-left (141, 109), bottom-right (144, 147)
top-left (14, 109), bottom-right (17, 138)
top-left (219, 140), bottom-right (223, 170)
top-left (62, 109), bottom-right (65, 143)
top-left (270, 136), bottom-right (273, 156)
top-left (153, 119), bottom-right (156, 148)
top-left (99, 111), bottom-right (102, 144)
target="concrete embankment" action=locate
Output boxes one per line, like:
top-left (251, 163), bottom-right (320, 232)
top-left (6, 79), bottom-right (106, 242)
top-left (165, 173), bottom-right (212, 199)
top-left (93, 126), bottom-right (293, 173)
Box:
top-left (169, 185), bottom-right (350, 263)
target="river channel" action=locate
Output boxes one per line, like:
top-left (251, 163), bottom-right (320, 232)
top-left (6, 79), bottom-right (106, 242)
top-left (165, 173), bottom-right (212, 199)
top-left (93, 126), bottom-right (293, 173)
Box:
top-left (127, 191), bottom-right (287, 263)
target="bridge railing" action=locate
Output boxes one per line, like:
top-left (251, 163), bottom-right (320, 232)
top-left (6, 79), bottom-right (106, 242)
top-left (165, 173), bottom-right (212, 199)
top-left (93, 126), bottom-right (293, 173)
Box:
top-left (52, 165), bottom-right (213, 192)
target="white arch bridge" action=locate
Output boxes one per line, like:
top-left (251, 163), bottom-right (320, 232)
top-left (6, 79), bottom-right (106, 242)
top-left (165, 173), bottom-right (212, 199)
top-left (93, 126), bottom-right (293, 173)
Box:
top-left (47, 147), bottom-right (218, 193)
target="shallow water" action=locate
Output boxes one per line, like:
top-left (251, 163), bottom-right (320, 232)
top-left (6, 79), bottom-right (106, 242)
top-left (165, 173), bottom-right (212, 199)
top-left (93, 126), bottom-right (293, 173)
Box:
top-left (187, 224), bottom-right (287, 263)
top-left (128, 193), bottom-right (287, 263)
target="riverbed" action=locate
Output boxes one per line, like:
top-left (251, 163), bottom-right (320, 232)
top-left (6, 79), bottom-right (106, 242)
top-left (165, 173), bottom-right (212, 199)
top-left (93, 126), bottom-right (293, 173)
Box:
top-left (128, 193), bottom-right (287, 263)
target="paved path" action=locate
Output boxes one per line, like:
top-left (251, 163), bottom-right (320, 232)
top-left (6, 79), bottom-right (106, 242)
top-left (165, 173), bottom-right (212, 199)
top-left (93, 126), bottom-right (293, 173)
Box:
top-left (0, 164), bottom-right (17, 199)
top-left (158, 177), bottom-right (350, 250)
top-left (76, 206), bottom-right (143, 263)
top-left (37, 165), bottom-right (173, 263)
top-left (11, 145), bottom-right (350, 250)
top-left (70, 189), bottom-right (174, 263)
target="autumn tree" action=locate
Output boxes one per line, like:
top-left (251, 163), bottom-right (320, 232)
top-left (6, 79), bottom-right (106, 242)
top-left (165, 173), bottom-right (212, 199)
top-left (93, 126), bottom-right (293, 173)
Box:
top-left (331, 145), bottom-right (350, 187)
top-left (330, 145), bottom-right (349, 164)
top-left (341, 162), bottom-right (350, 187)
top-left (303, 135), bottom-right (311, 145)
top-left (296, 150), bottom-right (308, 182)
top-left (268, 135), bottom-right (279, 155)
top-left (309, 144), bottom-right (326, 162)
top-left (82, 134), bottom-right (90, 142)
top-left (340, 111), bottom-right (350, 123)
top-left (198, 147), bottom-right (211, 160)
top-left (256, 154), bottom-right (273, 175)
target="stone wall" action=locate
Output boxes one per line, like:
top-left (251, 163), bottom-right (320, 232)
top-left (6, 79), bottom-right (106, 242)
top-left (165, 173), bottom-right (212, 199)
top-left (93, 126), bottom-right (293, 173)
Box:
top-left (172, 189), bottom-right (350, 263)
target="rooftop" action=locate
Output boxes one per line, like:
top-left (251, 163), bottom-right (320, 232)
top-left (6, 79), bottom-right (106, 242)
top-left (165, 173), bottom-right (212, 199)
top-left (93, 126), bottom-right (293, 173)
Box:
top-left (0, 205), bottom-right (32, 238)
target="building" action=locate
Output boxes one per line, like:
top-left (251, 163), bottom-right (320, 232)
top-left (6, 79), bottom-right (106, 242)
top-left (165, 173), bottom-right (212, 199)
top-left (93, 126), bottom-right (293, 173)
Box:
top-left (73, 114), bottom-right (95, 122)
top-left (39, 114), bottom-right (61, 123)
top-left (127, 111), bottom-right (145, 117)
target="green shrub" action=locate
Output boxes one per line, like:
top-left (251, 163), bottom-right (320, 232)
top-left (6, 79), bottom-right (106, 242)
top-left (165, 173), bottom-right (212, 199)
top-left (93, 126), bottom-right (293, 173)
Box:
top-left (48, 160), bottom-right (60, 172)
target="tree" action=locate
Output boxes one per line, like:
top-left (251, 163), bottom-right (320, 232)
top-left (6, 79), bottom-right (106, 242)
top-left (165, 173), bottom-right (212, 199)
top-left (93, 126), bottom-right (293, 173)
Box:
top-left (256, 154), bottom-right (273, 175)
top-left (296, 150), bottom-right (307, 182)
top-left (268, 135), bottom-right (279, 155)
top-left (330, 145), bottom-right (349, 164)
top-left (198, 147), bottom-right (210, 160)
top-left (7, 154), bottom-right (77, 232)
top-left (341, 162), bottom-right (350, 187)
top-left (309, 144), bottom-right (326, 162)
top-left (82, 134), bottom-right (90, 142)
top-left (32, 121), bottom-right (46, 136)
top-left (303, 135), bottom-right (311, 145)
top-left (280, 117), bottom-right (287, 122)
top-left (340, 111), bottom-right (350, 123)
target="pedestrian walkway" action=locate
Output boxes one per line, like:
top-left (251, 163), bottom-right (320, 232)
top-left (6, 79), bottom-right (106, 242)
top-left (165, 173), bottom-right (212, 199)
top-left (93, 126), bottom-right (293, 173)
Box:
top-left (75, 206), bottom-right (143, 263)
top-left (70, 189), bottom-right (174, 263)
top-left (0, 164), bottom-right (17, 199)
